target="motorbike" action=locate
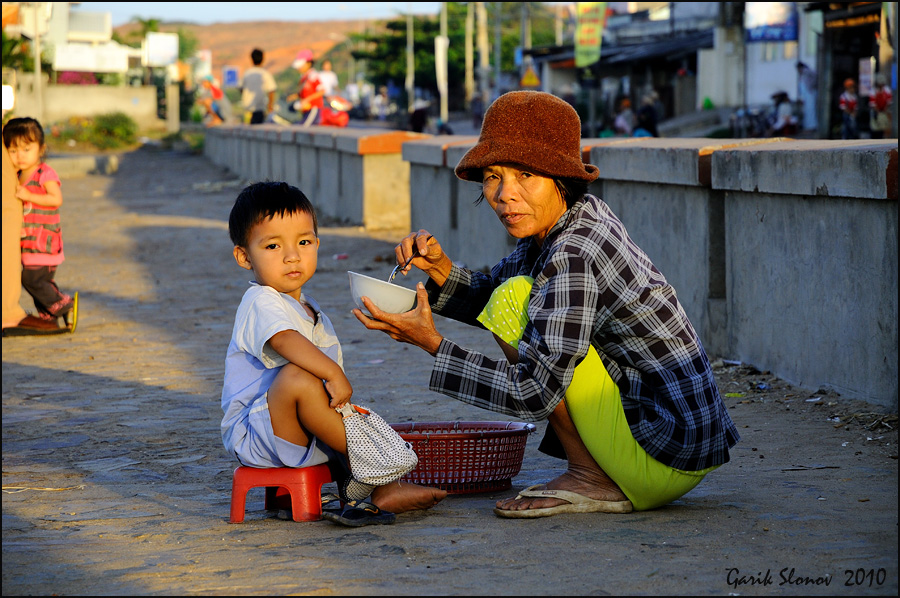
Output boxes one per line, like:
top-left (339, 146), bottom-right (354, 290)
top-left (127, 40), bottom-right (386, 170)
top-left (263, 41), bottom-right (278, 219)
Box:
top-left (730, 105), bottom-right (770, 138)
top-left (273, 94), bottom-right (352, 127)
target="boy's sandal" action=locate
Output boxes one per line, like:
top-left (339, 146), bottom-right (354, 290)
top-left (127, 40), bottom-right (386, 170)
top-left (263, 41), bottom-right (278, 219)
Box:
top-left (321, 500), bottom-right (396, 527)
top-left (276, 493), bottom-right (343, 520)
top-left (321, 492), bottom-right (343, 513)
top-left (338, 475), bottom-right (376, 504)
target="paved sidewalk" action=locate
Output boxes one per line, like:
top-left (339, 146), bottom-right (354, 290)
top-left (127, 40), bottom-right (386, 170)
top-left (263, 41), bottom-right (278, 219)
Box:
top-left (2, 146), bottom-right (896, 596)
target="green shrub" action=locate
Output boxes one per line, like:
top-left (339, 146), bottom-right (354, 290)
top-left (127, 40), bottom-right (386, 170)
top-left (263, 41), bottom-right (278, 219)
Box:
top-left (96, 72), bottom-right (123, 86)
top-left (189, 105), bottom-right (205, 123)
top-left (186, 132), bottom-right (204, 153)
top-left (161, 130), bottom-right (205, 154)
top-left (53, 116), bottom-right (93, 145)
top-left (88, 112), bottom-right (138, 149)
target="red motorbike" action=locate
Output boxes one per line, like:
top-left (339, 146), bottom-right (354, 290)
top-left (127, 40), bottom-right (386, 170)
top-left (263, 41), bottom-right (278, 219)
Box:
top-left (319, 96), bottom-right (352, 127)
top-left (279, 95), bottom-right (352, 127)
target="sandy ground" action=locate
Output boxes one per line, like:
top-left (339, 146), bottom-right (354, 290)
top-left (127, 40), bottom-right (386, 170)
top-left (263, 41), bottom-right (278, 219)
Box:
top-left (2, 146), bottom-right (897, 596)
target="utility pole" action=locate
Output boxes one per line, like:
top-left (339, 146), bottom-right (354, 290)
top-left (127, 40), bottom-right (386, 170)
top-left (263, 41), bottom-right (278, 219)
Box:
top-left (520, 2), bottom-right (532, 81)
top-left (494, 2), bottom-right (502, 99)
top-left (33, 3), bottom-right (43, 123)
top-left (555, 4), bottom-right (564, 46)
top-left (406, 7), bottom-right (414, 113)
top-left (439, 2), bottom-right (448, 123)
top-left (476, 2), bottom-right (490, 107)
top-left (359, 16), bottom-right (368, 84)
top-left (465, 3), bottom-right (475, 110)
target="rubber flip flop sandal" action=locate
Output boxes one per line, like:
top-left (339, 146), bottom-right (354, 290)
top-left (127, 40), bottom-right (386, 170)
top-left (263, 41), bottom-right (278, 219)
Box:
top-left (63, 291), bottom-right (78, 333)
top-left (1, 319), bottom-right (68, 337)
top-left (493, 484), bottom-right (633, 518)
top-left (322, 500), bottom-right (396, 527)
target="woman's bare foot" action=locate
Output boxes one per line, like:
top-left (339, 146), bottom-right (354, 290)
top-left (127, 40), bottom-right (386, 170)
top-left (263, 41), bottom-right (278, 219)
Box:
top-left (494, 469), bottom-right (627, 513)
top-left (371, 481), bottom-right (448, 513)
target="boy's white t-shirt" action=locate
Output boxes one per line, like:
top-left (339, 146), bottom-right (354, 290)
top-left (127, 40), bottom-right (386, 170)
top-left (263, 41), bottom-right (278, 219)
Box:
top-left (221, 283), bottom-right (343, 466)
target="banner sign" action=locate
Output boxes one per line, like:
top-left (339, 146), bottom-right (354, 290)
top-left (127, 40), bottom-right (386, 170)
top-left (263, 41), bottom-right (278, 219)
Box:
top-left (744, 2), bottom-right (798, 43)
top-left (575, 2), bottom-right (607, 68)
top-left (223, 66), bottom-right (240, 88)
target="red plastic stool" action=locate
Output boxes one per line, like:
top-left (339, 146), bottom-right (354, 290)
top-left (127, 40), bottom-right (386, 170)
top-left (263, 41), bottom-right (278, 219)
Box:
top-left (229, 464), bottom-right (333, 523)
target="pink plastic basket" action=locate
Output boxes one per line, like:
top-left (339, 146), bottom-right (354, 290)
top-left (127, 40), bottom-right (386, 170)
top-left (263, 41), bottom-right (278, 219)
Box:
top-left (390, 421), bottom-right (536, 494)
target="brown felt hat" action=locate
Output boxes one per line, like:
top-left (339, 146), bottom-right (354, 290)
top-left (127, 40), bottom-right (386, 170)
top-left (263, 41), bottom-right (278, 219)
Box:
top-left (455, 91), bottom-right (599, 183)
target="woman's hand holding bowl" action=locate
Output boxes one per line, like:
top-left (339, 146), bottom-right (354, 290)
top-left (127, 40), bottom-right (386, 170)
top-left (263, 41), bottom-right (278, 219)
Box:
top-left (353, 283), bottom-right (443, 355)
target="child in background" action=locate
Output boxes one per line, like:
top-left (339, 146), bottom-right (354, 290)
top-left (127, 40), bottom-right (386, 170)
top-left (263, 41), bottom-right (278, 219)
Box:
top-left (198, 75), bottom-right (235, 126)
top-left (222, 181), bottom-right (445, 526)
top-left (2, 117), bottom-right (76, 329)
top-left (839, 78), bottom-right (859, 140)
top-left (868, 73), bottom-right (893, 139)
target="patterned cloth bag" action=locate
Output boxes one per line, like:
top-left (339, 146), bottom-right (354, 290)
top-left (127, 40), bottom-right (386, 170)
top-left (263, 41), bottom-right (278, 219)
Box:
top-left (336, 403), bottom-right (418, 501)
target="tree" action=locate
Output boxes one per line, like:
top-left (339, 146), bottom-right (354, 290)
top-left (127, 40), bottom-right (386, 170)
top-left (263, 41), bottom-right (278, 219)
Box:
top-left (347, 2), bottom-right (559, 112)
top-left (132, 17), bottom-right (162, 38)
top-left (2, 29), bottom-right (32, 72)
top-left (176, 27), bottom-right (199, 62)
top-left (111, 20), bottom-right (196, 63)
top-left (2, 29), bottom-right (52, 75)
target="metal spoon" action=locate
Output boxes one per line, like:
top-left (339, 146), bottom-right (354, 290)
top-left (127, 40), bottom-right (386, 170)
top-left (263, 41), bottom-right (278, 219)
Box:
top-left (388, 235), bottom-right (433, 283)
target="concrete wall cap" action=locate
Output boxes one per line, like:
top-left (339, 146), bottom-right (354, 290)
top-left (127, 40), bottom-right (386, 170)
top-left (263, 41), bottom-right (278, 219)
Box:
top-left (711, 139), bottom-right (897, 199)
top-left (402, 136), bottom-right (479, 166)
top-left (335, 130), bottom-right (430, 155)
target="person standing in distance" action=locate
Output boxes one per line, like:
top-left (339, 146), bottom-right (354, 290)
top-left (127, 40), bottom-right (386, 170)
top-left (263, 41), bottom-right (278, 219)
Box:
top-left (289, 49), bottom-right (324, 126)
top-left (318, 59), bottom-right (339, 99)
top-left (240, 48), bottom-right (277, 125)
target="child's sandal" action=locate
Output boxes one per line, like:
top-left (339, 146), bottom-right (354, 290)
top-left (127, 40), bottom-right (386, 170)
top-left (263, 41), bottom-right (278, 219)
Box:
top-left (322, 500), bottom-right (396, 527)
top-left (61, 292), bottom-right (78, 332)
top-left (321, 492), bottom-right (342, 513)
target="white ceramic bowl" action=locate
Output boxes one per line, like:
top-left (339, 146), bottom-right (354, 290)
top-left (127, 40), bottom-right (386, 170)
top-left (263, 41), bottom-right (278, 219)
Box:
top-left (348, 271), bottom-right (417, 314)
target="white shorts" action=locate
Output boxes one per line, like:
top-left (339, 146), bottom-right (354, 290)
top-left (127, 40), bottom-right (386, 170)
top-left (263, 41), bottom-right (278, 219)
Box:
top-left (231, 393), bottom-right (333, 469)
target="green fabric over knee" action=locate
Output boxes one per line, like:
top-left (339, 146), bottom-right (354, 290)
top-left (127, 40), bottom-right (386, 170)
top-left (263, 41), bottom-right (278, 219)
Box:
top-left (477, 275), bottom-right (717, 511)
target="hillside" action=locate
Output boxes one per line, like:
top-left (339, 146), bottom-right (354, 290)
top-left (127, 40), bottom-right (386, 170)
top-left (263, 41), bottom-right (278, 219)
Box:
top-left (114, 19), bottom-right (378, 79)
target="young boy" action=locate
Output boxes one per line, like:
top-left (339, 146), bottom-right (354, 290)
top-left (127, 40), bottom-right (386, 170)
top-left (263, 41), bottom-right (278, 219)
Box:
top-left (222, 182), bottom-right (445, 525)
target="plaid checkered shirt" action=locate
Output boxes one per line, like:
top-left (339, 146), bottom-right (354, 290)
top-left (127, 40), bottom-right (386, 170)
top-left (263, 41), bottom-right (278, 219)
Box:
top-left (427, 194), bottom-right (740, 471)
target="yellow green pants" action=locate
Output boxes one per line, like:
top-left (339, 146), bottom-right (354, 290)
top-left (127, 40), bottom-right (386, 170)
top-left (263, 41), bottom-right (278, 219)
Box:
top-left (477, 276), bottom-right (716, 510)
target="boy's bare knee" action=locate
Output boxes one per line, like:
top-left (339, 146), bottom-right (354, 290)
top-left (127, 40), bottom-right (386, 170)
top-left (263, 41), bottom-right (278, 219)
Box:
top-left (269, 363), bottom-right (322, 406)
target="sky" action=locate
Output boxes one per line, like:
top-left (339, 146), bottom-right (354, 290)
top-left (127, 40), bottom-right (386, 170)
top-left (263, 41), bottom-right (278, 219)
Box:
top-left (77, 2), bottom-right (447, 27)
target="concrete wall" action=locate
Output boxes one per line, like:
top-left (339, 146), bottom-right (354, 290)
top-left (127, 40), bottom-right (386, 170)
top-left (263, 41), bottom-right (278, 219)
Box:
top-left (204, 124), bottom-right (429, 231)
top-left (13, 75), bottom-right (172, 130)
top-left (204, 125), bottom-right (898, 410)
top-left (711, 140), bottom-right (897, 405)
top-left (404, 136), bottom-right (898, 410)
top-left (403, 136), bottom-right (515, 272)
